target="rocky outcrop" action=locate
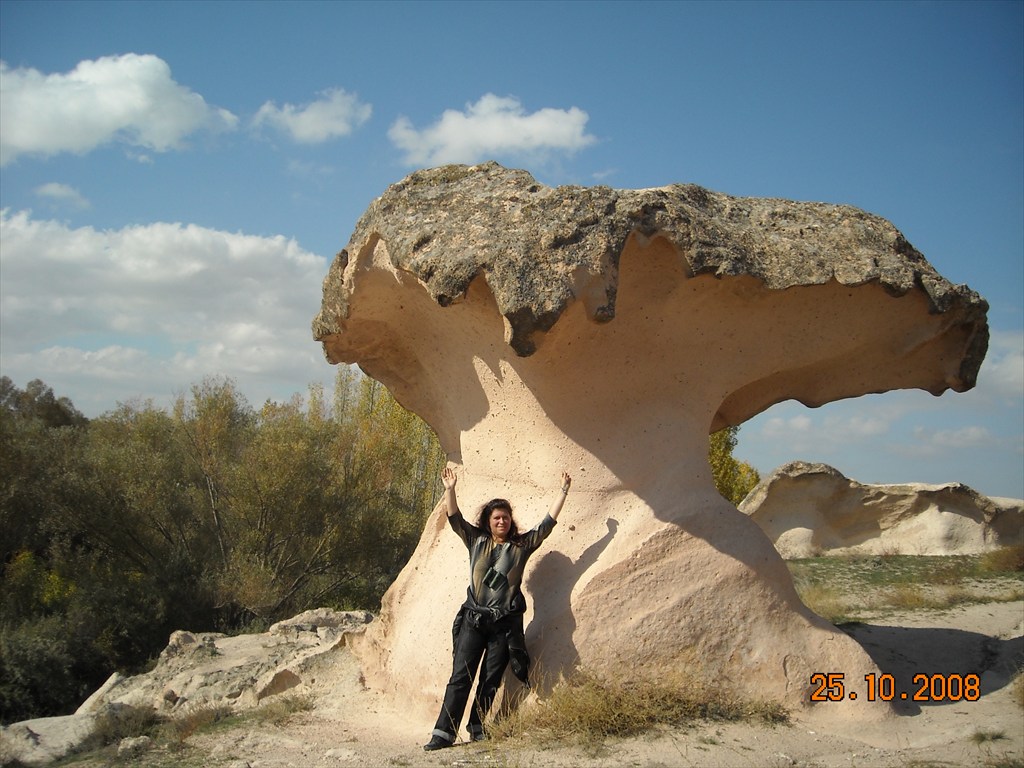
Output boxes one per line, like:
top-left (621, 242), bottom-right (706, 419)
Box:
top-left (0, 609), bottom-right (371, 767)
top-left (740, 461), bottom-right (1024, 558)
top-left (313, 163), bottom-right (989, 723)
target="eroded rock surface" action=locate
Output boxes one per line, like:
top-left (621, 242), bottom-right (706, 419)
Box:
top-left (741, 461), bottom-right (1023, 558)
top-left (0, 609), bottom-right (371, 767)
top-left (313, 163), bottom-right (989, 724)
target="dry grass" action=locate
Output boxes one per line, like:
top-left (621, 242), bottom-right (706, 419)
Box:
top-left (159, 702), bottom-right (235, 745)
top-left (90, 703), bottom-right (164, 745)
top-left (69, 695), bottom-right (315, 765)
top-left (981, 544), bottom-right (1024, 574)
top-left (792, 582), bottom-right (855, 625)
top-left (489, 667), bottom-right (787, 745)
top-left (788, 547), bottom-right (1024, 624)
top-left (252, 693), bottom-right (314, 725)
top-left (972, 729), bottom-right (1009, 745)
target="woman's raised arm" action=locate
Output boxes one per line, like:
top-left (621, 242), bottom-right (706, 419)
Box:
top-left (442, 466), bottom-right (460, 518)
top-left (547, 471), bottom-right (572, 521)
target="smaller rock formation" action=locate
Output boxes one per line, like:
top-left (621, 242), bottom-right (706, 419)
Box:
top-left (0, 609), bottom-right (372, 767)
top-left (740, 461), bottom-right (1024, 558)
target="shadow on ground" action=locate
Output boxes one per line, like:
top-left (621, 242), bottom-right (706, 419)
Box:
top-left (843, 622), bottom-right (1023, 715)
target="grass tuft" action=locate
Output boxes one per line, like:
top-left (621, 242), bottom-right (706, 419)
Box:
top-left (83, 694), bottom-right (315, 760)
top-left (971, 729), bottom-right (1007, 744)
top-left (91, 703), bottom-right (164, 745)
top-left (980, 544), bottom-right (1024, 575)
top-left (489, 668), bottom-right (787, 744)
top-left (791, 581), bottom-right (853, 625)
top-left (160, 702), bottom-right (236, 745)
top-left (253, 694), bottom-right (314, 725)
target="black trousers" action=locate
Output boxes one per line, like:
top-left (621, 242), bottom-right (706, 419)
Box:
top-left (431, 612), bottom-right (515, 742)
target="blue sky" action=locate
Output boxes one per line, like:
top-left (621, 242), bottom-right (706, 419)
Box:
top-left (1, 1), bottom-right (1021, 498)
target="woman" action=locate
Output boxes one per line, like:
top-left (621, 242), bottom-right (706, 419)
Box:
top-left (423, 466), bottom-right (572, 751)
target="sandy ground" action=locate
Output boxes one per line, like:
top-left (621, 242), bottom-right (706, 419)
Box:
top-left (179, 599), bottom-right (1023, 768)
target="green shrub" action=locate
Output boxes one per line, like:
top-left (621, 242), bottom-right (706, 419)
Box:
top-left (0, 616), bottom-right (80, 723)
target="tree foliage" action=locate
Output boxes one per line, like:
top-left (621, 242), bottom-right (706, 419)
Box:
top-left (709, 425), bottom-right (761, 505)
top-left (0, 372), bottom-right (444, 723)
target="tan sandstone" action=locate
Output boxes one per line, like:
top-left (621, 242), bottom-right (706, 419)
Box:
top-left (312, 163), bottom-right (989, 728)
top-left (741, 461), bottom-right (1024, 559)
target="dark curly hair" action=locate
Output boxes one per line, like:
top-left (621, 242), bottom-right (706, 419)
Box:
top-left (476, 498), bottom-right (522, 544)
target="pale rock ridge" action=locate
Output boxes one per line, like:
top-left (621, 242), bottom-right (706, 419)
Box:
top-left (312, 163), bottom-right (989, 726)
top-left (0, 609), bottom-right (371, 766)
top-left (740, 461), bottom-right (1024, 558)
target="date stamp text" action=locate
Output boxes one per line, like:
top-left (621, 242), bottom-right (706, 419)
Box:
top-left (810, 672), bottom-right (980, 703)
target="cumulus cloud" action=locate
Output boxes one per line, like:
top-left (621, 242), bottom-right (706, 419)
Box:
top-left (758, 408), bottom-right (892, 456)
top-left (252, 88), bottom-right (371, 143)
top-left (911, 425), bottom-right (992, 449)
top-left (761, 414), bottom-right (813, 439)
top-left (388, 93), bottom-right (597, 166)
top-left (978, 329), bottom-right (1024, 401)
top-left (0, 209), bottom-right (333, 415)
top-left (898, 424), bottom-right (999, 459)
top-left (35, 182), bottom-right (90, 210)
top-left (0, 54), bottom-right (238, 165)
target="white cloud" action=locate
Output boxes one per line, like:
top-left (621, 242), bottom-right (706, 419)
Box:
top-left (388, 93), bottom-right (597, 166)
top-left (762, 414), bottom-right (813, 438)
top-left (978, 329), bottom-right (1024, 401)
top-left (34, 182), bottom-right (90, 210)
top-left (905, 425), bottom-right (994, 456)
top-left (14, 345), bottom-right (151, 381)
top-left (0, 209), bottom-right (335, 415)
top-left (252, 88), bottom-right (371, 143)
top-left (823, 413), bottom-right (888, 438)
top-left (0, 54), bottom-right (238, 165)
top-left (757, 409), bottom-right (891, 455)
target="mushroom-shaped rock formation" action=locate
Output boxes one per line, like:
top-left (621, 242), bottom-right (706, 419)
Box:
top-left (313, 163), bottom-right (988, 723)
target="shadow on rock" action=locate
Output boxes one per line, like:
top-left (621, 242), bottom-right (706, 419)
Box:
top-left (521, 518), bottom-right (619, 692)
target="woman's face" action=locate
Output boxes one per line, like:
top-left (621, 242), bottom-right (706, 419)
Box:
top-left (489, 507), bottom-right (511, 540)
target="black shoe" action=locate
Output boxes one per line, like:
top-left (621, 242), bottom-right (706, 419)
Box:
top-left (423, 735), bottom-right (453, 751)
top-left (470, 731), bottom-right (488, 742)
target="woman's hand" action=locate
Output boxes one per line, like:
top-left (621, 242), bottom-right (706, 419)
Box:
top-left (442, 466), bottom-right (459, 518)
top-left (548, 471), bottom-right (572, 521)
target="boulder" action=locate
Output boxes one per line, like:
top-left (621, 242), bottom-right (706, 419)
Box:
top-left (740, 461), bottom-right (1024, 558)
top-left (4, 609), bottom-right (367, 767)
top-left (0, 713), bottom-right (97, 767)
top-left (312, 163), bottom-right (989, 722)
top-left (78, 609), bottom-right (370, 713)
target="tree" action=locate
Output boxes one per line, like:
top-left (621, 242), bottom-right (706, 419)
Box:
top-left (0, 371), bottom-right (446, 722)
top-left (708, 425), bottom-right (760, 505)
top-left (0, 376), bottom-right (86, 428)
top-left (340, 375), bottom-right (446, 605)
top-left (172, 377), bottom-right (256, 569)
top-left (216, 391), bottom-right (353, 621)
